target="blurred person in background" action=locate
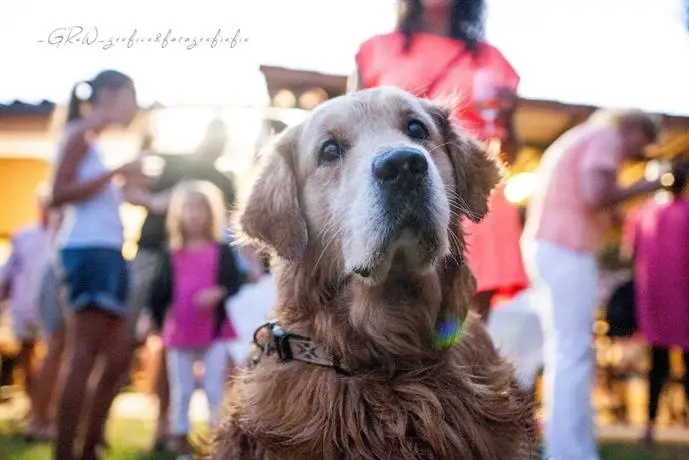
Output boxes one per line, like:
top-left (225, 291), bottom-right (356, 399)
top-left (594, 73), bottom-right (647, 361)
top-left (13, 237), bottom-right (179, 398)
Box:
top-left (50, 69), bottom-right (141, 460)
top-left (149, 181), bottom-right (245, 457)
top-left (0, 187), bottom-right (53, 410)
top-left (622, 159), bottom-right (689, 445)
top-left (24, 203), bottom-right (65, 442)
top-left (352, 0), bottom-right (527, 321)
top-left (521, 109), bottom-right (666, 460)
top-left (121, 118), bottom-right (237, 451)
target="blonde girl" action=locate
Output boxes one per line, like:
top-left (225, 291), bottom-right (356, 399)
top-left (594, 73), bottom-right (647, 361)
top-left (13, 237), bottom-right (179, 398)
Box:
top-left (149, 180), bottom-right (244, 456)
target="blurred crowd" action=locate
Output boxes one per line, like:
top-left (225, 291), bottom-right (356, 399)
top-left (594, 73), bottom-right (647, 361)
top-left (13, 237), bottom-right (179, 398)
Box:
top-left (1, 1), bottom-right (688, 460)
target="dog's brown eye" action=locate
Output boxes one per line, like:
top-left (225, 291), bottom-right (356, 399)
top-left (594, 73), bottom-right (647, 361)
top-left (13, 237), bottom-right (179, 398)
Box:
top-left (406, 119), bottom-right (429, 140)
top-left (319, 140), bottom-right (343, 165)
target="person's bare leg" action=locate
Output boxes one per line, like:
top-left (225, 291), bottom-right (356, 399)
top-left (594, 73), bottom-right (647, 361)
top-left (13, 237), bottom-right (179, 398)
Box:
top-left (153, 345), bottom-right (170, 450)
top-left (81, 314), bottom-right (129, 460)
top-left (54, 311), bottom-right (101, 460)
top-left (28, 332), bottom-right (66, 438)
top-left (476, 290), bottom-right (496, 323)
top-left (19, 340), bottom-right (37, 399)
top-left (89, 339), bottom-right (136, 451)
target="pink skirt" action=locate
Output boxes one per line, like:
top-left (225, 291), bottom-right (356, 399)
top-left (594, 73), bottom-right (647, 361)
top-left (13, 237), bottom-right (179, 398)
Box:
top-left (463, 184), bottom-right (528, 294)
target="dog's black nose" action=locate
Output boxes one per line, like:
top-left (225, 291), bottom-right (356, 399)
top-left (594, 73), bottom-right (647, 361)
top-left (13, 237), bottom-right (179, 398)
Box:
top-left (372, 148), bottom-right (428, 188)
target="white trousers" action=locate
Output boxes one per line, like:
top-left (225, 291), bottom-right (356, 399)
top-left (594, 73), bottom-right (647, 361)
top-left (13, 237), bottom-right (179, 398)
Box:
top-left (521, 239), bottom-right (600, 460)
top-left (166, 341), bottom-right (229, 435)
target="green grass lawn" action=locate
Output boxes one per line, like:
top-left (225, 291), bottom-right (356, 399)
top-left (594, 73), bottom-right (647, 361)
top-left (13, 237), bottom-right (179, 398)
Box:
top-left (1, 418), bottom-right (688, 459)
top-left (0, 418), bottom-right (180, 460)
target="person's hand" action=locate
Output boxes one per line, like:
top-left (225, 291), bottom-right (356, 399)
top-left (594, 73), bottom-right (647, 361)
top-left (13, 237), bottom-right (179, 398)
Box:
top-left (489, 87), bottom-right (518, 142)
top-left (495, 86), bottom-right (518, 117)
top-left (115, 159), bottom-right (148, 184)
top-left (194, 286), bottom-right (227, 310)
top-left (116, 158), bottom-right (143, 176)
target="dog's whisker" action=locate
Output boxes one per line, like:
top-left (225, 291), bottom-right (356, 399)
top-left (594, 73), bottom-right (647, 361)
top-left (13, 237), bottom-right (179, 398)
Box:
top-left (427, 142), bottom-right (453, 155)
top-left (313, 229), bottom-right (342, 274)
top-left (312, 214), bottom-right (348, 277)
top-left (447, 191), bottom-right (480, 221)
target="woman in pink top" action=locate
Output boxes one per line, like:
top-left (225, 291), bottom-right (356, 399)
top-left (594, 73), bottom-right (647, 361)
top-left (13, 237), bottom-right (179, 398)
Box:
top-left (624, 162), bottom-right (689, 444)
top-left (522, 109), bottom-right (664, 460)
top-left (353, 0), bottom-right (527, 320)
top-left (149, 181), bottom-right (245, 457)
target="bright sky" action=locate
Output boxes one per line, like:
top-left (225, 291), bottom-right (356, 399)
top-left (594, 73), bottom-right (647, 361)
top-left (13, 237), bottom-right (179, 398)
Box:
top-left (2, 0), bottom-right (688, 115)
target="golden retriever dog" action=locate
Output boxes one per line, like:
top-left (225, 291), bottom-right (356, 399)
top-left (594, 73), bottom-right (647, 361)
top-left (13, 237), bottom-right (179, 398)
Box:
top-left (208, 87), bottom-right (535, 459)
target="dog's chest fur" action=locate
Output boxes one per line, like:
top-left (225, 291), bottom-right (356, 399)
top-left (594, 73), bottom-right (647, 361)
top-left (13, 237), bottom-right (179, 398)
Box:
top-left (214, 327), bottom-right (533, 460)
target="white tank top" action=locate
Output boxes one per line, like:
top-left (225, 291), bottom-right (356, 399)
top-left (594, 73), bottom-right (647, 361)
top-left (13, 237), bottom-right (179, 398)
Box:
top-left (58, 142), bottom-right (124, 249)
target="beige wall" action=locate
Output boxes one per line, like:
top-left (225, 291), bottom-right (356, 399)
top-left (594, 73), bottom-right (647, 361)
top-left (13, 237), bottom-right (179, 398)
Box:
top-left (0, 158), bottom-right (51, 263)
top-left (0, 158), bottom-right (50, 235)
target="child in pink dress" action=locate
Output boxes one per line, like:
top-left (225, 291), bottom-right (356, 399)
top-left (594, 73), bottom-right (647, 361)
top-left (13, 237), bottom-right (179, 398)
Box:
top-left (149, 181), bottom-right (245, 456)
top-left (624, 162), bottom-right (689, 443)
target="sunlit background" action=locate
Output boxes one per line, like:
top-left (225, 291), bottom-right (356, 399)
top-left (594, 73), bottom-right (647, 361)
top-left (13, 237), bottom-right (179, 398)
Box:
top-left (1, 0), bottom-right (689, 261)
top-left (1, 0), bottom-right (689, 436)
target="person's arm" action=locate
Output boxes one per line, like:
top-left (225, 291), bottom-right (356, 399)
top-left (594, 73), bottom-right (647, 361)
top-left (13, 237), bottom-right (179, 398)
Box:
top-left (219, 244), bottom-right (245, 299)
top-left (0, 239), bottom-right (19, 302)
top-left (208, 244), bottom-right (248, 338)
top-left (122, 186), bottom-right (171, 214)
top-left (486, 46), bottom-right (522, 165)
top-left (579, 131), bottom-right (661, 210)
top-left (619, 210), bottom-right (639, 262)
top-left (496, 88), bottom-right (521, 165)
top-left (51, 126), bottom-right (122, 207)
top-left (0, 271), bottom-right (10, 303)
top-left (581, 169), bottom-right (660, 210)
top-left (122, 154), bottom-right (172, 213)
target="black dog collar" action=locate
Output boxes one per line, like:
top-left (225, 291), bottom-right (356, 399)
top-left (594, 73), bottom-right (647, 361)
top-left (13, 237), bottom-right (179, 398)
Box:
top-left (251, 321), bottom-right (350, 376)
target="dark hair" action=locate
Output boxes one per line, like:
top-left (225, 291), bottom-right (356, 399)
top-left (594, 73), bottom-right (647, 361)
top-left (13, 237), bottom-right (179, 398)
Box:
top-left (397, 0), bottom-right (486, 53)
top-left (66, 69), bottom-right (133, 122)
top-left (671, 159), bottom-right (688, 195)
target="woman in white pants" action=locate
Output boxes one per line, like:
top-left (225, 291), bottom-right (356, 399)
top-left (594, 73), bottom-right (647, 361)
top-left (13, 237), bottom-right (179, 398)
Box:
top-left (522, 109), bottom-right (663, 459)
top-left (521, 239), bottom-right (599, 459)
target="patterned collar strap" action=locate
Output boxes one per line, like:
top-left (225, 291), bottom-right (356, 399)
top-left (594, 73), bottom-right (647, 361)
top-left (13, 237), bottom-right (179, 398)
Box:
top-left (252, 322), bottom-right (351, 376)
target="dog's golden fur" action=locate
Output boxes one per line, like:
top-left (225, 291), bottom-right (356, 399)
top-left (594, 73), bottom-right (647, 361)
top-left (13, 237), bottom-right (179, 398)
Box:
top-left (208, 88), bottom-right (535, 459)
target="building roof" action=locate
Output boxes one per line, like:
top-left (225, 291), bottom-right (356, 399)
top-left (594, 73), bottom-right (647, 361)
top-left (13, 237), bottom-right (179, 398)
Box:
top-left (3, 65), bottom-right (688, 159)
top-left (0, 100), bottom-right (56, 116)
top-left (257, 66), bottom-right (689, 159)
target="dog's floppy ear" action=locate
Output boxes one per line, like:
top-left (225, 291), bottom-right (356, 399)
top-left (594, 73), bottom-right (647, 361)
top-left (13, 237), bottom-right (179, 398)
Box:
top-left (426, 102), bottom-right (503, 222)
top-left (237, 125), bottom-right (307, 262)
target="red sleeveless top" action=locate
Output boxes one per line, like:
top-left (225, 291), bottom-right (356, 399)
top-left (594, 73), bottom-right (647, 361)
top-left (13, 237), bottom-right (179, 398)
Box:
top-left (356, 32), bottom-right (519, 139)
